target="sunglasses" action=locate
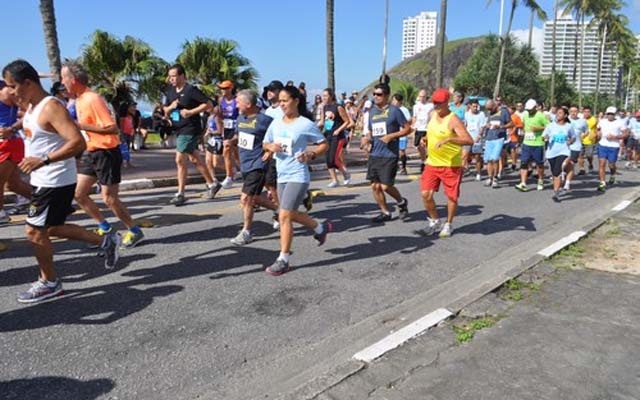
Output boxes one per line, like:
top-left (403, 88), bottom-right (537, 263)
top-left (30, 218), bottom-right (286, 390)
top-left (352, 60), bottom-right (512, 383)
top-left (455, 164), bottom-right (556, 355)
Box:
top-left (373, 92), bottom-right (385, 97)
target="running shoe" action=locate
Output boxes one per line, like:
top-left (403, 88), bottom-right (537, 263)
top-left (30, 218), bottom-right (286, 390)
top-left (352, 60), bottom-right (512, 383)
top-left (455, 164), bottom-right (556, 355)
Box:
top-left (230, 230), bottom-right (253, 246)
top-left (475, 174), bottom-right (482, 181)
top-left (272, 212), bottom-right (280, 230)
top-left (327, 180), bottom-right (339, 188)
top-left (265, 258), bottom-right (290, 276)
top-left (537, 179), bottom-right (544, 191)
top-left (597, 181), bottom-right (606, 192)
top-left (438, 222), bottom-right (453, 238)
top-left (398, 198), bottom-right (409, 220)
top-left (313, 221), bottom-right (333, 246)
top-left (17, 279), bottom-right (63, 304)
top-left (7, 203), bottom-right (29, 215)
top-left (515, 183), bottom-right (529, 192)
top-left (89, 225), bottom-right (113, 250)
top-left (608, 176), bottom-right (615, 186)
top-left (102, 232), bottom-right (122, 270)
top-left (121, 230), bottom-right (144, 249)
top-left (484, 178), bottom-right (492, 186)
top-left (399, 168), bottom-right (408, 176)
top-left (221, 177), bottom-right (234, 189)
top-left (416, 218), bottom-right (443, 236)
top-left (552, 191), bottom-right (561, 202)
top-left (491, 180), bottom-right (499, 188)
top-left (372, 212), bottom-right (392, 223)
top-left (0, 213), bottom-right (10, 225)
top-left (203, 182), bottom-right (222, 199)
top-left (343, 172), bottom-right (352, 185)
top-left (169, 193), bottom-right (187, 206)
top-left (303, 190), bottom-right (313, 212)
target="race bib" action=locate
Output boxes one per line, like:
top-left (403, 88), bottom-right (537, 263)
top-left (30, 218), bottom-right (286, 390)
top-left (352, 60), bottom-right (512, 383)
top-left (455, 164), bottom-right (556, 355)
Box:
top-left (170, 110), bottom-right (180, 122)
top-left (279, 138), bottom-right (293, 156)
top-left (551, 133), bottom-right (566, 144)
top-left (524, 132), bottom-right (536, 141)
top-left (207, 135), bottom-right (222, 147)
top-left (238, 131), bottom-right (255, 150)
top-left (372, 122), bottom-right (387, 137)
top-left (223, 119), bottom-right (235, 130)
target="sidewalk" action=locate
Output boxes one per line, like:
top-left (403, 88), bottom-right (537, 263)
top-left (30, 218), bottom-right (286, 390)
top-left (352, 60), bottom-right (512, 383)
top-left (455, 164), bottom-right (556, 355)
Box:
top-left (315, 200), bottom-right (640, 400)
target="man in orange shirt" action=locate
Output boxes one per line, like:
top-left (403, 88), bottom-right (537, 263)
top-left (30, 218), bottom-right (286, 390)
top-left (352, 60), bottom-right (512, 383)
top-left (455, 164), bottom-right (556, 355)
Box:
top-left (61, 61), bottom-right (144, 249)
top-left (507, 104), bottom-right (523, 171)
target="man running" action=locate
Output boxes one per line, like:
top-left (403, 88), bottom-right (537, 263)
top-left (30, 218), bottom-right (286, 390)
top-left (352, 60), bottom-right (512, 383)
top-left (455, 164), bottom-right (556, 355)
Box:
top-left (565, 105), bottom-right (588, 191)
top-left (62, 60), bottom-right (144, 248)
top-left (218, 80), bottom-right (241, 189)
top-left (263, 80), bottom-right (285, 229)
top-left (463, 99), bottom-right (486, 181)
top-left (515, 99), bottom-right (548, 192)
top-left (418, 88), bottom-right (473, 238)
top-left (361, 83), bottom-right (411, 223)
top-left (391, 93), bottom-right (411, 175)
top-left (482, 99), bottom-right (512, 188)
top-left (578, 105), bottom-right (597, 174)
top-left (411, 89), bottom-right (433, 173)
top-left (627, 111), bottom-right (640, 169)
top-left (3, 59), bottom-right (120, 303)
top-left (596, 106), bottom-right (629, 192)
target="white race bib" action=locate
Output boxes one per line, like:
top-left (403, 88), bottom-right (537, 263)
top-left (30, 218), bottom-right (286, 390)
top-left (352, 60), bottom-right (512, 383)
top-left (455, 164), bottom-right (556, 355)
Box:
top-left (207, 135), bottom-right (222, 147)
top-left (238, 131), bottom-right (255, 150)
top-left (279, 138), bottom-right (293, 156)
top-left (372, 122), bottom-right (387, 137)
top-left (223, 119), bottom-right (235, 130)
top-left (524, 132), bottom-right (536, 141)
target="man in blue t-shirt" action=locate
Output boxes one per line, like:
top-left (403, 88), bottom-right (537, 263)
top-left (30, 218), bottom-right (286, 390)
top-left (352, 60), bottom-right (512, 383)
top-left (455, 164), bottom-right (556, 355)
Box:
top-left (361, 83), bottom-right (412, 223)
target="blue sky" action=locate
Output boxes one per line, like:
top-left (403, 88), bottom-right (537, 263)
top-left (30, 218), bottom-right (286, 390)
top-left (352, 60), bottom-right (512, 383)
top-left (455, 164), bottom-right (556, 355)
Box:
top-left (2, 0), bottom-right (639, 108)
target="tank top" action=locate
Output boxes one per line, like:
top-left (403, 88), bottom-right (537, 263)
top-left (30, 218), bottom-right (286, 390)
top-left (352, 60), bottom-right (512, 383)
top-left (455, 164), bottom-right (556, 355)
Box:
top-left (426, 112), bottom-right (462, 167)
top-left (22, 96), bottom-right (77, 187)
top-left (220, 96), bottom-right (238, 131)
top-left (322, 103), bottom-right (344, 138)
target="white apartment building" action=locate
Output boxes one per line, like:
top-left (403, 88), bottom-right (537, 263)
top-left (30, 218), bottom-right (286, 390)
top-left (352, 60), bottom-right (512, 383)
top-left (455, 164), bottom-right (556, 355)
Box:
top-left (540, 12), bottom-right (618, 95)
top-left (402, 11), bottom-right (437, 60)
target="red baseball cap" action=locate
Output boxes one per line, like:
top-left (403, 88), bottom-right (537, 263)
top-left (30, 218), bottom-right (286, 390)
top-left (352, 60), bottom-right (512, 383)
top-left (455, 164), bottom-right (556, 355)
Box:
top-left (431, 88), bottom-right (450, 103)
top-left (217, 80), bottom-right (234, 89)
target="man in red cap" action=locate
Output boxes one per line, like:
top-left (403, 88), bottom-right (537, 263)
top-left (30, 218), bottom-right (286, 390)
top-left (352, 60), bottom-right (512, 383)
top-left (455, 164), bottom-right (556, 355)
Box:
top-left (418, 88), bottom-right (473, 238)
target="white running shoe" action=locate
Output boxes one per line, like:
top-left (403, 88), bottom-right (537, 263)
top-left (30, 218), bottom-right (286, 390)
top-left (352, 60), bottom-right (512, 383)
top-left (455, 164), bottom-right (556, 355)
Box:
top-left (327, 180), bottom-right (339, 188)
top-left (221, 177), bottom-right (233, 189)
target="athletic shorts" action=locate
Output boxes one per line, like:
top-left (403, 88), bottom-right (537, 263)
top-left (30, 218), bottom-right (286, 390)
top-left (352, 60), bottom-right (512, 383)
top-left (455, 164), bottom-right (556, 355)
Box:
top-left (580, 144), bottom-right (595, 158)
top-left (420, 165), bottom-right (463, 202)
top-left (205, 135), bottom-right (223, 155)
top-left (471, 141), bottom-right (483, 155)
top-left (570, 150), bottom-right (580, 163)
top-left (242, 169), bottom-right (267, 196)
top-left (265, 158), bottom-right (277, 187)
top-left (483, 139), bottom-right (504, 162)
top-left (223, 129), bottom-right (236, 141)
top-left (0, 136), bottom-right (25, 164)
top-left (26, 183), bottom-right (76, 228)
top-left (520, 145), bottom-right (545, 166)
top-left (77, 147), bottom-right (122, 185)
top-left (366, 156), bottom-right (398, 186)
top-left (277, 181), bottom-right (309, 211)
top-left (548, 155), bottom-right (568, 177)
top-left (414, 130), bottom-right (426, 147)
top-left (176, 134), bottom-right (200, 154)
top-left (508, 141), bottom-right (519, 151)
top-left (627, 137), bottom-right (640, 152)
top-left (598, 145), bottom-right (619, 163)
top-left (399, 136), bottom-right (408, 151)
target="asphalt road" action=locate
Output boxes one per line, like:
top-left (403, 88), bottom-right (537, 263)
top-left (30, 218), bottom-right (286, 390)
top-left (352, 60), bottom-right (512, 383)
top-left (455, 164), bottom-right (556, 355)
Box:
top-left (1, 163), bottom-right (639, 400)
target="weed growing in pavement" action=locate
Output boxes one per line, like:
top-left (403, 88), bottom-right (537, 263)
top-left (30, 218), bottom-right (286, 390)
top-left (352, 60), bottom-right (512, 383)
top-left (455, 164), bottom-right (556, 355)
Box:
top-left (499, 278), bottom-right (540, 302)
top-left (452, 315), bottom-right (502, 344)
top-left (604, 226), bottom-right (622, 237)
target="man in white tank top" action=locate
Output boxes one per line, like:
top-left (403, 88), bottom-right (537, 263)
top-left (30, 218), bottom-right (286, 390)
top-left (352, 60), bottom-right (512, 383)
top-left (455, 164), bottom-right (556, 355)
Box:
top-left (2, 59), bottom-right (122, 304)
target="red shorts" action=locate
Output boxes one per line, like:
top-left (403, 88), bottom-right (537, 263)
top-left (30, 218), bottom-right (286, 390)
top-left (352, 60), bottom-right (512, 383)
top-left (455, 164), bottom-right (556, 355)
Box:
top-left (0, 137), bottom-right (25, 164)
top-left (420, 164), bottom-right (463, 202)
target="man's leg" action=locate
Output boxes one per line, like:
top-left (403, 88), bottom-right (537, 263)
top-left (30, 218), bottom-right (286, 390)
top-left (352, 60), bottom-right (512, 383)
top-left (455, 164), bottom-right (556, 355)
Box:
top-left (371, 182), bottom-right (388, 214)
top-left (421, 190), bottom-right (438, 220)
top-left (25, 225), bottom-right (57, 282)
top-left (189, 149), bottom-right (214, 185)
top-left (100, 183), bottom-right (135, 229)
top-left (176, 151), bottom-right (188, 193)
top-left (74, 174), bottom-right (105, 224)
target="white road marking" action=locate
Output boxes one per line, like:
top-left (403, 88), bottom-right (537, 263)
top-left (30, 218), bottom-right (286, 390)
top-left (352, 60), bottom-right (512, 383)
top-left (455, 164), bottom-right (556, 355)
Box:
top-left (538, 231), bottom-right (587, 258)
top-left (612, 200), bottom-right (632, 212)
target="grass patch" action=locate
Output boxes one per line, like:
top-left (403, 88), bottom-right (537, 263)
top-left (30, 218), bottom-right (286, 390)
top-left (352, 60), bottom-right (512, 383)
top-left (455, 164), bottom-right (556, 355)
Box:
top-left (556, 244), bottom-right (584, 258)
top-left (499, 278), bottom-right (541, 302)
top-left (604, 226), bottom-right (622, 237)
top-left (453, 315), bottom-right (501, 344)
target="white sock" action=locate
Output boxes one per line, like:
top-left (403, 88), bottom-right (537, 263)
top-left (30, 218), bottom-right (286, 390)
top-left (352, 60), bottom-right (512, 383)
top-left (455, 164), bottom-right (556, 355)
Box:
top-left (313, 220), bottom-right (324, 235)
top-left (564, 180), bottom-right (571, 190)
top-left (44, 279), bottom-right (58, 287)
top-left (278, 252), bottom-right (290, 263)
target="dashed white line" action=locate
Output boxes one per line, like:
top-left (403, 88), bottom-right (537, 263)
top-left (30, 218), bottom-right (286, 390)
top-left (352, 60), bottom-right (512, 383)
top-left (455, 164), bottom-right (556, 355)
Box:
top-left (612, 200), bottom-right (632, 212)
top-left (538, 231), bottom-right (587, 258)
top-left (353, 308), bottom-right (453, 363)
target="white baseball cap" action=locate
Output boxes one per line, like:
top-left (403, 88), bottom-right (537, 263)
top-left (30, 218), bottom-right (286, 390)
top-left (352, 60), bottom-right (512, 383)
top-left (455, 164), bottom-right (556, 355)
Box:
top-left (524, 99), bottom-right (537, 110)
top-left (605, 106), bottom-right (617, 114)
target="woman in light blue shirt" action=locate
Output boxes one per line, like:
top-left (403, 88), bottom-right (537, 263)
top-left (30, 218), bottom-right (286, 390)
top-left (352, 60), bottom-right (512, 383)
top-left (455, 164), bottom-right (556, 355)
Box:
top-left (542, 106), bottom-right (575, 202)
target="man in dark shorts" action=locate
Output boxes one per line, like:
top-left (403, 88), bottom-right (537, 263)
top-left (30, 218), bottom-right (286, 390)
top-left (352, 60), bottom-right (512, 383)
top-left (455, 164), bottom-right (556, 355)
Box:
top-left (229, 90), bottom-right (278, 245)
top-left (3, 59), bottom-right (121, 303)
top-left (361, 83), bottom-right (411, 223)
top-left (62, 60), bottom-right (144, 249)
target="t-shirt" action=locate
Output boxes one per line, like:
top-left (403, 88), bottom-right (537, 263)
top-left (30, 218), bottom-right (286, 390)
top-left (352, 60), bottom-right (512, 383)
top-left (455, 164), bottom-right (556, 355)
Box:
top-left (464, 111), bottom-right (486, 140)
top-left (75, 90), bottom-right (120, 151)
top-left (509, 113), bottom-right (523, 143)
top-left (543, 122), bottom-right (575, 159)
top-left (522, 111), bottom-right (549, 147)
top-left (264, 116), bottom-right (325, 183)
top-left (164, 84), bottom-right (209, 135)
top-left (236, 113), bottom-right (273, 173)
top-left (449, 103), bottom-right (465, 122)
top-left (265, 105), bottom-right (284, 120)
top-left (569, 117), bottom-right (588, 151)
top-left (412, 102), bottom-right (433, 131)
top-left (485, 108), bottom-right (510, 141)
top-left (629, 118), bottom-right (640, 140)
top-left (583, 116), bottom-right (598, 145)
top-left (120, 115), bottom-right (134, 136)
top-left (597, 118), bottom-right (627, 148)
top-left (368, 105), bottom-right (407, 158)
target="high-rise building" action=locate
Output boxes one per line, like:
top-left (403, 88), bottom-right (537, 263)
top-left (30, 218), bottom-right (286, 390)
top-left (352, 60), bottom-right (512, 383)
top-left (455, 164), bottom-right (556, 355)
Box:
top-left (540, 12), bottom-right (618, 95)
top-left (402, 11), bottom-right (437, 60)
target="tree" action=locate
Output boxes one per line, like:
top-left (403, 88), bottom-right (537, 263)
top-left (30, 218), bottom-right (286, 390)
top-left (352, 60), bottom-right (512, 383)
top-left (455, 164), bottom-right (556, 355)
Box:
top-left (489, 0), bottom-right (547, 99)
top-left (539, 71), bottom-right (577, 106)
top-left (549, 0), bottom-right (560, 106)
top-left (39, 0), bottom-right (61, 80)
top-left (394, 82), bottom-right (419, 106)
top-left (326, 0), bottom-right (335, 89)
top-left (177, 37), bottom-right (258, 98)
top-left (435, 0), bottom-right (448, 88)
top-left (381, 0), bottom-right (389, 76)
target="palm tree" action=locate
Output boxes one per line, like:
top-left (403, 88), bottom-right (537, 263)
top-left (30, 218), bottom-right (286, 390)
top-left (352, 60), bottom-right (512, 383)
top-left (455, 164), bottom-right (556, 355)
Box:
top-left (435, 0), bottom-right (448, 88)
top-left (39, 0), bottom-right (61, 80)
top-left (591, 0), bottom-right (625, 111)
top-left (177, 37), bottom-right (258, 98)
top-left (326, 0), bottom-right (335, 89)
top-left (490, 0), bottom-right (547, 99)
top-left (381, 0), bottom-right (389, 76)
top-left (549, 0), bottom-right (560, 106)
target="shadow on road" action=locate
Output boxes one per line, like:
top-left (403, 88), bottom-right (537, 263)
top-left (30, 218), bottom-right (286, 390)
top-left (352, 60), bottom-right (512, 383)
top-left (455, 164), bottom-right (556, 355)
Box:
top-left (455, 213), bottom-right (536, 235)
top-left (0, 376), bottom-right (115, 400)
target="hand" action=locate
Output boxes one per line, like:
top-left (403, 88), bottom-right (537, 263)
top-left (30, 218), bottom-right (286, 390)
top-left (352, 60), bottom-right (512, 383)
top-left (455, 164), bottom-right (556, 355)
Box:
top-left (360, 136), bottom-right (371, 145)
top-left (179, 109), bottom-right (191, 118)
top-left (380, 134), bottom-right (392, 144)
top-left (18, 156), bottom-right (45, 174)
top-left (261, 151), bottom-right (273, 162)
top-left (0, 127), bottom-right (13, 139)
top-left (296, 151), bottom-right (314, 163)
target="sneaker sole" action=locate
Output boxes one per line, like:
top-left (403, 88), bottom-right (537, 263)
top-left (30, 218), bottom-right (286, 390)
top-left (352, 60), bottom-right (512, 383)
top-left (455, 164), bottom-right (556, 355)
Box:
top-left (265, 265), bottom-right (291, 276)
top-left (17, 288), bottom-right (64, 304)
top-left (121, 237), bottom-right (144, 250)
top-left (105, 235), bottom-right (122, 269)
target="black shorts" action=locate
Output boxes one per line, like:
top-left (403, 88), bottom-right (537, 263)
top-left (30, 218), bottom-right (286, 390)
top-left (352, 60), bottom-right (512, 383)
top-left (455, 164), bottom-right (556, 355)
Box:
top-left (242, 169), bottom-right (267, 196)
top-left (26, 183), bottom-right (76, 228)
top-left (414, 130), bottom-right (426, 147)
top-left (77, 148), bottom-right (122, 185)
top-left (223, 129), bottom-right (236, 141)
top-left (206, 135), bottom-right (223, 155)
top-left (548, 155), bottom-right (568, 177)
top-left (570, 150), bottom-right (580, 163)
top-left (366, 156), bottom-right (398, 186)
top-left (265, 158), bottom-right (277, 187)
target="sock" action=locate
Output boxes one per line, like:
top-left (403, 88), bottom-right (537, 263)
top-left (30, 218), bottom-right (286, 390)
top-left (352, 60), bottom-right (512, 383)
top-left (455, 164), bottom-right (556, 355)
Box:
top-left (400, 154), bottom-right (407, 169)
top-left (313, 220), bottom-right (324, 235)
top-left (278, 252), bottom-right (290, 263)
top-left (44, 279), bottom-right (58, 287)
top-left (564, 180), bottom-right (571, 190)
top-left (129, 226), bottom-right (142, 234)
top-left (98, 221), bottom-right (111, 231)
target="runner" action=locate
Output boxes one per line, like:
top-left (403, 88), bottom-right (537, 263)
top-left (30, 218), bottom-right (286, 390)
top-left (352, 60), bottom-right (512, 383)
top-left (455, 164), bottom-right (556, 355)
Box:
top-left (229, 90), bottom-right (278, 245)
top-left (262, 86), bottom-right (330, 276)
top-left (218, 80), bottom-right (241, 189)
top-left (627, 111), bottom-right (640, 169)
top-left (163, 64), bottom-right (218, 206)
top-left (542, 106), bottom-right (576, 202)
top-left (482, 99), bottom-right (512, 188)
top-left (418, 88), bottom-right (473, 237)
top-left (449, 91), bottom-right (466, 122)
top-left (463, 99), bottom-right (486, 181)
top-left (61, 60), bottom-right (144, 249)
top-left (411, 89), bottom-right (433, 173)
top-left (3, 59), bottom-right (120, 303)
top-left (596, 106), bottom-right (629, 192)
top-left (319, 88), bottom-right (353, 187)
top-left (506, 104), bottom-right (523, 172)
top-left (263, 80), bottom-right (285, 229)
top-left (578, 105), bottom-right (598, 174)
top-left (565, 105), bottom-right (589, 191)
top-left (203, 102), bottom-right (223, 198)
top-left (391, 93), bottom-right (411, 176)
top-left (361, 83), bottom-right (411, 223)
top-left (515, 99), bottom-right (548, 192)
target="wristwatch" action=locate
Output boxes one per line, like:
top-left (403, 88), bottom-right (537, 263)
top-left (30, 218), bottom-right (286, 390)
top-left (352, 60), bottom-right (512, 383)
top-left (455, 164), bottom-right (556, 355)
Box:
top-left (43, 155), bottom-right (51, 165)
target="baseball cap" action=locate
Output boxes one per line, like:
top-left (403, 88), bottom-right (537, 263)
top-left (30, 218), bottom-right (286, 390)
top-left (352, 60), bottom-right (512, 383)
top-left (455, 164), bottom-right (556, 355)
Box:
top-left (264, 80), bottom-right (284, 92)
top-left (431, 88), bottom-right (450, 103)
top-left (217, 80), bottom-right (234, 89)
top-left (524, 99), bottom-right (537, 110)
top-left (605, 106), bottom-right (617, 115)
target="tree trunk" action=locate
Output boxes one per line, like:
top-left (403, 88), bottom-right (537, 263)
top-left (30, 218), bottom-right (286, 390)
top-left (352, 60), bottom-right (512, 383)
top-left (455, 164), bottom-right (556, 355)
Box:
top-left (494, 0), bottom-right (516, 99)
top-left (528, 10), bottom-right (534, 48)
top-left (39, 0), bottom-right (61, 81)
top-left (549, 0), bottom-right (559, 107)
top-left (326, 0), bottom-right (335, 89)
top-left (594, 24), bottom-right (607, 113)
top-left (381, 0), bottom-right (389, 76)
top-left (571, 9), bottom-right (581, 82)
top-left (435, 0), bottom-right (448, 88)
top-left (578, 13), bottom-right (586, 107)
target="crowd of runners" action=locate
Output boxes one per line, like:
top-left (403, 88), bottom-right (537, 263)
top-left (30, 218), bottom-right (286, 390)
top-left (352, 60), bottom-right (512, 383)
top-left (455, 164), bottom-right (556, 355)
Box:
top-left (1, 58), bottom-right (639, 303)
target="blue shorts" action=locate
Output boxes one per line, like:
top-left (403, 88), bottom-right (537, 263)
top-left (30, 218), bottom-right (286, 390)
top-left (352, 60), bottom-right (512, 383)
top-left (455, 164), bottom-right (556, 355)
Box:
top-left (399, 136), bottom-right (408, 151)
top-left (483, 139), bottom-right (504, 162)
top-left (598, 145), bottom-right (619, 163)
top-left (520, 145), bottom-right (544, 165)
